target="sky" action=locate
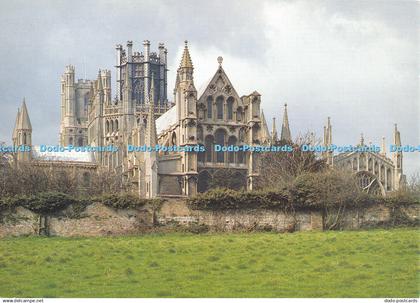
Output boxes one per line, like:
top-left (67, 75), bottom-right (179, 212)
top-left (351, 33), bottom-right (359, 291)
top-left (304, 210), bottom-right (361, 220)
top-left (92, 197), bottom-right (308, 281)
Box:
top-left (0, 0), bottom-right (418, 177)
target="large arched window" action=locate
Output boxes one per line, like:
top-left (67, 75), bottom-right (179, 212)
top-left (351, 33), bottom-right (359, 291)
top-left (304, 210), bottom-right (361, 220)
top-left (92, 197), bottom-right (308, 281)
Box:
top-left (207, 96), bottom-right (213, 119)
top-left (215, 128), bottom-right (226, 163)
top-left (227, 136), bottom-right (237, 163)
top-left (216, 96), bottom-right (224, 120)
top-left (204, 135), bottom-right (214, 162)
top-left (227, 97), bottom-right (234, 120)
top-left (386, 168), bottom-right (392, 190)
top-left (171, 132), bottom-right (177, 145)
top-left (237, 106), bottom-right (243, 121)
top-left (380, 165), bottom-right (385, 184)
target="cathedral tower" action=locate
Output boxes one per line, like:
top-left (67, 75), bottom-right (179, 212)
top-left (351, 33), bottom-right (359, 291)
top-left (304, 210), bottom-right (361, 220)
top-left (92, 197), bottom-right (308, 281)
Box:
top-left (59, 65), bottom-right (91, 146)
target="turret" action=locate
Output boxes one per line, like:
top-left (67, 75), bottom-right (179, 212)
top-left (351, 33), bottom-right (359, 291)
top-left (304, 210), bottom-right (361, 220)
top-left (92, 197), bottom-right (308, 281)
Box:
top-left (381, 136), bottom-right (386, 156)
top-left (323, 117), bottom-right (333, 166)
top-left (280, 103), bottom-right (291, 142)
top-left (144, 77), bottom-right (158, 198)
top-left (101, 69), bottom-right (111, 105)
top-left (14, 99), bottom-right (32, 162)
top-left (393, 124), bottom-right (403, 190)
top-left (271, 117), bottom-right (278, 143)
top-left (63, 65), bottom-right (76, 125)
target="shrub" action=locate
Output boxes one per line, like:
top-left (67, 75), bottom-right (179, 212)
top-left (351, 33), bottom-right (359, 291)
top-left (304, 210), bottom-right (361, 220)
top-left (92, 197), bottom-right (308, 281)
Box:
top-left (99, 193), bottom-right (160, 209)
top-left (17, 192), bottom-right (76, 214)
top-left (384, 189), bottom-right (419, 207)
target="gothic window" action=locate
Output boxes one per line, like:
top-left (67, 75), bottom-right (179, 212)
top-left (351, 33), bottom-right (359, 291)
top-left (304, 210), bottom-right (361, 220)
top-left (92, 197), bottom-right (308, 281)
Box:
top-left (374, 161), bottom-right (379, 175)
top-left (353, 158), bottom-right (357, 171)
top-left (227, 97), bottom-right (234, 120)
top-left (207, 96), bottom-right (213, 119)
top-left (204, 135), bottom-right (214, 162)
top-left (356, 171), bottom-right (383, 196)
top-left (69, 137), bottom-right (73, 145)
top-left (237, 106), bottom-right (243, 122)
top-left (106, 120), bottom-right (110, 133)
top-left (133, 81), bottom-right (144, 104)
top-left (197, 144), bottom-right (205, 163)
top-left (171, 132), bottom-right (177, 145)
top-left (386, 168), bottom-right (392, 190)
top-left (380, 165), bottom-right (385, 184)
top-left (78, 137), bottom-right (83, 147)
top-left (23, 133), bottom-right (27, 145)
top-left (227, 136), bottom-right (237, 163)
top-left (252, 97), bottom-right (259, 117)
top-left (216, 96), bottom-right (224, 120)
top-left (115, 120), bottom-right (119, 131)
top-left (215, 128), bottom-right (226, 163)
top-left (237, 146), bottom-right (245, 164)
top-left (110, 120), bottom-right (114, 132)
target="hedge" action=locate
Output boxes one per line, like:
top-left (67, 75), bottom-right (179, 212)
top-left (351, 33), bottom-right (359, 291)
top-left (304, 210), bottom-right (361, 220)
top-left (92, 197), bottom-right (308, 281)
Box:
top-left (187, 187), bottom-right (419, 212)
top-left (0, 192), bottom-right (163, 214)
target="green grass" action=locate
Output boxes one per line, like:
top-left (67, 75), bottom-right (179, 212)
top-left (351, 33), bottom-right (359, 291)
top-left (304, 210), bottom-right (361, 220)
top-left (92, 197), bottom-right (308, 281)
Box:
top-left (0, 228), bottom-right (418, 298)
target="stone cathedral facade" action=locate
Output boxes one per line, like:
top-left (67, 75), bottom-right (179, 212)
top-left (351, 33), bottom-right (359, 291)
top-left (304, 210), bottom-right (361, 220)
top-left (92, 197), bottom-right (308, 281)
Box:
top-left (10, 40), bottom-right (405, 198)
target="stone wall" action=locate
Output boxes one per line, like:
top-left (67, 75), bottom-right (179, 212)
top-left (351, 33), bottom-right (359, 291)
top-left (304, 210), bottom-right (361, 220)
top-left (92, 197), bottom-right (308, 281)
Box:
top-left (0, 203), bottom-right (152, 237)
top-left (0, 199), bottom-right (418, 237)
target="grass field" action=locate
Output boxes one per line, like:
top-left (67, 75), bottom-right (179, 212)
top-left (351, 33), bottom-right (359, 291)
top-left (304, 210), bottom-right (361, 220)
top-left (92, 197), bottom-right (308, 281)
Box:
top-left (0, 228), bottom-right (418, 298)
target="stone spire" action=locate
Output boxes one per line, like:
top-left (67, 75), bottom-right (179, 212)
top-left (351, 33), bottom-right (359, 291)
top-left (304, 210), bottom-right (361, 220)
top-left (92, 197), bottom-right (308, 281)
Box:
top-left (280, 103), bottom-right (291, 142)
top-left (12, 108), bottom-right (20, 142)
top-left (260, 110), bottom-right (271, 143)
top-left (180, 40), bottom-right (193, 69)
top-left (360, 133), bottom-right (365, 146)
top-left (18, 99), bottom-right (32, 130)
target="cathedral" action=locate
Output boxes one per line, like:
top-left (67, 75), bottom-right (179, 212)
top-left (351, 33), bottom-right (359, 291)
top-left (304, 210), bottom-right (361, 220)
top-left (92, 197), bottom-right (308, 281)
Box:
top-left (10, 40), bottom-right (405, 198)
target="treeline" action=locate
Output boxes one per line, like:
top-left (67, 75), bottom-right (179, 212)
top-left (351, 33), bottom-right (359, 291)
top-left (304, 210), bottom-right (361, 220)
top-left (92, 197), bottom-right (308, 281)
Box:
top-left (0, 162), bottom-right (132, 197)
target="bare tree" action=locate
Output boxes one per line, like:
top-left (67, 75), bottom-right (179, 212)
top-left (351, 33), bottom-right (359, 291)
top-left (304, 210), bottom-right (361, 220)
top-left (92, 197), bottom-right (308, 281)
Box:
top-left (256, 132), bottom-right (327, 190)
